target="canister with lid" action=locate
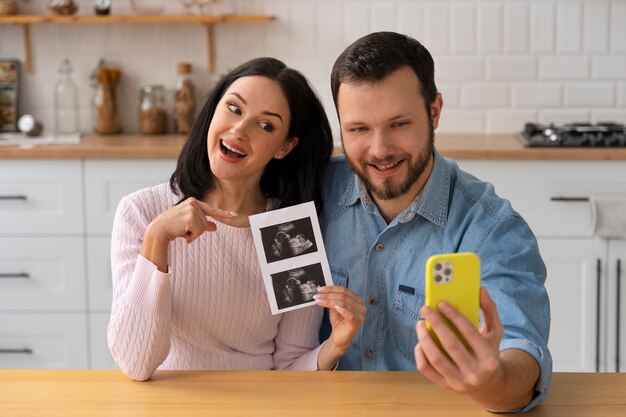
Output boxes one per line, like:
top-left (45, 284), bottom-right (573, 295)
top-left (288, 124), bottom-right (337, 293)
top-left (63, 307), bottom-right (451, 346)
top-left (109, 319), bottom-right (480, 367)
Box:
top-left (174, 63), bottom-right (195, 134)
top-left (139, 85), bottom-right (166, 134)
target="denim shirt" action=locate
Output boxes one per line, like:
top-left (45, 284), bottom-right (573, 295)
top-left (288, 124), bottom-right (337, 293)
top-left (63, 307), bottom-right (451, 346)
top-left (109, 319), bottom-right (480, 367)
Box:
top-left (319, 150), bottom-right (552, 412)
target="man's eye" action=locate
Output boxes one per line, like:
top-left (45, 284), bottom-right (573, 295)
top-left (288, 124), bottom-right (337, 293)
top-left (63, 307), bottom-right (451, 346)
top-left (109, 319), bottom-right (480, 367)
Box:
top-left (350, 127), bottom-right (368, 133)
top-left (259, 122), bottom-right (274, 132)
top-left (393, 121), bottom-right (410, 128)
top-left (227, 103), bottom-right (241, 114)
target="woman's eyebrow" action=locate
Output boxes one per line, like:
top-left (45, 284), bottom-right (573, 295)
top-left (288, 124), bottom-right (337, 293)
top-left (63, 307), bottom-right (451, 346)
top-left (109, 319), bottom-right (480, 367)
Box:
top-left (228, 92), bottom-right (283, 122)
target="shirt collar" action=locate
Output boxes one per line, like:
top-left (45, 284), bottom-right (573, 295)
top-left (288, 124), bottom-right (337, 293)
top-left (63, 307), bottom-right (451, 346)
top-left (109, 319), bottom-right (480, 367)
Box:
top-left (339, 149), bottom-right (451, 227)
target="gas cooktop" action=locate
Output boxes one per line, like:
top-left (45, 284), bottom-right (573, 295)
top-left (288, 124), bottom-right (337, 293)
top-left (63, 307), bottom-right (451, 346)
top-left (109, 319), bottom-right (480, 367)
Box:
top-left (517, 122), bottom-right (626, 147)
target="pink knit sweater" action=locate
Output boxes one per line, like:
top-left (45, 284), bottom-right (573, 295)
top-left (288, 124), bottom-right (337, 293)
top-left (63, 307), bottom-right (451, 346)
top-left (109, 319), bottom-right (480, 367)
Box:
top-left (107, 183), bottom-right (323, 380)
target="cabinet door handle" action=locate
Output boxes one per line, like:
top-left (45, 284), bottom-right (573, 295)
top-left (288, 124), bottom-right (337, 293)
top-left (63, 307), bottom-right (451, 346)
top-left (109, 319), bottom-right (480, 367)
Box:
top-left (0, 195), bottom-right (27, 200)
top-left (550, 197), bottom-right (589, 202)
top-left (0, 348), bottom-right (33, 354)
top-left (0, 273), bottom-right (30, 278)
top-left (617, 259), bottom-right (622, 373)
top-left (596, 258), bottom-right (602, 373)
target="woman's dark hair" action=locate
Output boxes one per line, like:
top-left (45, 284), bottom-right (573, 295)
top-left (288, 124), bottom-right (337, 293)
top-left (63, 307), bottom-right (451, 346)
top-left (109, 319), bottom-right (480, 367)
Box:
top-left (170, 57), bottom-right (333, 212)
top-left (330, 31), bottom-right (438, 115)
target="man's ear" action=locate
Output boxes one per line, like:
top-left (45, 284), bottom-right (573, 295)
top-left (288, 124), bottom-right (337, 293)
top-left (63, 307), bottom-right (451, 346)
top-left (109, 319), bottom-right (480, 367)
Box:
top-left (430, 93), bottom-right (443, 130)
top-left (275, 136), bottom-right (299, 159)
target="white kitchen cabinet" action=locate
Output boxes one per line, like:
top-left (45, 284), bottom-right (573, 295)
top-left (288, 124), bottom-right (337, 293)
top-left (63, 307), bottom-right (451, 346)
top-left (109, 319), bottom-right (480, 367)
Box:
top-left (537, 238), bottom-right (604, 372)
top-left (0, 237), bottom-right (86, 311)
top-left (84, 160), bottom-right (177, 235)
top-left (0, 158), bottom-right (176, 369)
top-left (83, 160), bottom-right (176, 369)
top-left (0, 160), bottom-right (87, 370)
top-left (0, 313), bottom-right (88, 369)
top-left (460, 160), bottom-right (626, 372)
top-left (89, 312), bottom-right (118, 370)
top-left (86, 237), bottom-right (113, 312)
top-left (0, 160), bottom-right (83, 234)
top-left (606, 240), bottom-right (626, 373)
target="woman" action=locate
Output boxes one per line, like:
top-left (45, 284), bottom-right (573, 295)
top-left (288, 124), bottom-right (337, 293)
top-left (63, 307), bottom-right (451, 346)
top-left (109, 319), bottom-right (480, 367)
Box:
top-left (108, 58), bottom-right (365, 381)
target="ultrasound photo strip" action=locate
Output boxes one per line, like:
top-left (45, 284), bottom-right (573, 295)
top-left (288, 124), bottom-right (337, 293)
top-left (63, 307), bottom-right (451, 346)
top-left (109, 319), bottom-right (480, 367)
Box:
top-left (249, 201), bottom-right (333, 315)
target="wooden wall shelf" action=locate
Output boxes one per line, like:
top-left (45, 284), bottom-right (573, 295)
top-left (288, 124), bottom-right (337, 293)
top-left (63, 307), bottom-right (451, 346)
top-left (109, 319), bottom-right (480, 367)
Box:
top-left (0, 15), bottom-right (275, 73)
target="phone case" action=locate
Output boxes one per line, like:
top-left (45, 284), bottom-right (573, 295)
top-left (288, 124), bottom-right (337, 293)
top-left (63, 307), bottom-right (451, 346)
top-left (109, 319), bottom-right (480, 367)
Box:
top-left (425, 252), bottom-right (480, 349)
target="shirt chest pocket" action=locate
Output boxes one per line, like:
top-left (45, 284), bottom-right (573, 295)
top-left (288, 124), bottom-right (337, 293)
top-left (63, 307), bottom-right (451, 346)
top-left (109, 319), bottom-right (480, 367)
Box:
top-left (392, 286), bottom-right (425, 365)
top-left (330, 266), bottom-right (348, 287)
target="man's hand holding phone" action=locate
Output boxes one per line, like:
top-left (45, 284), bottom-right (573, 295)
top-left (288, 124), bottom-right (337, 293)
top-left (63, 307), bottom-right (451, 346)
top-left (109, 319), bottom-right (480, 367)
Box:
top-left (415, 287), bottom-right (504, 394)
top-left (415, 252), bottom-right (507, 406)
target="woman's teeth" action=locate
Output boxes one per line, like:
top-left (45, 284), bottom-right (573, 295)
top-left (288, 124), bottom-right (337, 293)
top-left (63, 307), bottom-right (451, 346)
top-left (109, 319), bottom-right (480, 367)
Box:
top-left (221, 140), bottom-right (247, 158)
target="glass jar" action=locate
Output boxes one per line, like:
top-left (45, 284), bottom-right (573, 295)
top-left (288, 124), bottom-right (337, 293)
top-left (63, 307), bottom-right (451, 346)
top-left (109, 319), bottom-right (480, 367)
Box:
top-left (139, 85), bottom-right (167, 134)
top-left (94, 0), bottom-right (111, 15)
top-left (93, 66), bottom-right (121, 134)
top-left (129, 0), bottom-right (163, 15)
top-left (47, 0), bottom-right (78, 16)
top-left (174, 63), bottom-right (195, 134)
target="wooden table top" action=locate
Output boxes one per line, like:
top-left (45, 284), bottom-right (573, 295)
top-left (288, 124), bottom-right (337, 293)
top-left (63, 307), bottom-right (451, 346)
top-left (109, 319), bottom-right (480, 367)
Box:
top-left (0, 370), bottom-right (625, 417)
top-left (2, 133), bottom-right (626, 160)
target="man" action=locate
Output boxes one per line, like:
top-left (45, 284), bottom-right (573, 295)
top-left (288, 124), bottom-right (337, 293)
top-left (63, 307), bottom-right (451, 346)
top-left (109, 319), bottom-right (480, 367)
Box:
top-left (318, 32), bottom-right (551, 412)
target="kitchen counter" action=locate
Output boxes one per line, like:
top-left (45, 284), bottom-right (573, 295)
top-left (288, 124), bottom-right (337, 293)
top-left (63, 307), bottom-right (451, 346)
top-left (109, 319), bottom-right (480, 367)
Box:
top-left (2, 133), bottom-right (626, 160)
top-left (0, 370), bottom-right (625, 416)
top-left (0, 134), bottom-right (187, 160)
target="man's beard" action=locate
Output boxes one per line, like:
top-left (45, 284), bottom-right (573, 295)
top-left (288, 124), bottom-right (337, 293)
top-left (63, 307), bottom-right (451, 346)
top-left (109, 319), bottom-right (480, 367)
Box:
top-left (345, 117), bottom-right (435, 201)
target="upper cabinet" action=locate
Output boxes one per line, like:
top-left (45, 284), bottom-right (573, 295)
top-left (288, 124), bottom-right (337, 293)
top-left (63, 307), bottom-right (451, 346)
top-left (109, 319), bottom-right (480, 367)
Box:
top-left (0, 14), bottom-right (275, 73)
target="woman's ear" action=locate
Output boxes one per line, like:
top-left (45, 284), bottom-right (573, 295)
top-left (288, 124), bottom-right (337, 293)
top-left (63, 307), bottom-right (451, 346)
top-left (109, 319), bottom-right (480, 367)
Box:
top-left (274, 136), bottom-right (299, 159)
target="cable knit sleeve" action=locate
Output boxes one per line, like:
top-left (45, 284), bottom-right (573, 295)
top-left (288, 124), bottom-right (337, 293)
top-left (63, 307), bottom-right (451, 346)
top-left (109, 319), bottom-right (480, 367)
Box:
top-left (273, 304), bottom-right (324, 370)
top-left (107, 195), bottom-right (173, 381)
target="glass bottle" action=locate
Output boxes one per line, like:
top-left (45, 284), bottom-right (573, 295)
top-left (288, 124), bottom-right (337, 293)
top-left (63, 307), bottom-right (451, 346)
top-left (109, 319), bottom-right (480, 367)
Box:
top-left (54, 58), bottom-right (79, 136)
top-left (93, 66), bottom-right (121, 134)
top-left (139, 85), bottom-right (167, 134)
top-left (174, 63), bottom-right (195, 134)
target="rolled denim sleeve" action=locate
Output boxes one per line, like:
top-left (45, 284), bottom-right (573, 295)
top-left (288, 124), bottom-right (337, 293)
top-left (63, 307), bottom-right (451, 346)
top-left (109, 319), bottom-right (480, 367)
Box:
top-left (499, 338), bottom-right (552, 412)
top-left (474, 214), bottom-right (552, 412)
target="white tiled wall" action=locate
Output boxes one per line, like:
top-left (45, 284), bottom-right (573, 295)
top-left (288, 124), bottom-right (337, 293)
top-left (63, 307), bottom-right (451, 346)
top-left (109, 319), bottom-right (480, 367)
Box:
top-left (1, 0), bottom-right (625, 138)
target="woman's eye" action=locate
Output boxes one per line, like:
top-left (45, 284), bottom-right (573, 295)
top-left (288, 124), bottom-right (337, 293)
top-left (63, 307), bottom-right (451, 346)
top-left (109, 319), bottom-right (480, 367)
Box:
top-left (259, 121), bottom-right (274, 132)
top-left (227, 102), bottom-right (241, 114)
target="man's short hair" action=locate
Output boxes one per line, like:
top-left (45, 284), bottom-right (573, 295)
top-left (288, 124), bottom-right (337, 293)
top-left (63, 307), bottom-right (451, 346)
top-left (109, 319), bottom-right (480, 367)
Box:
top-left (331, 31), bottom-right (438, 113)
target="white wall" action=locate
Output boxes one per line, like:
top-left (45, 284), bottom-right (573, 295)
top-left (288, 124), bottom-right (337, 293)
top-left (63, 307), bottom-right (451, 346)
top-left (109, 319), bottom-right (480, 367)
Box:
top-left (1, 0), bottom-right (625, 138)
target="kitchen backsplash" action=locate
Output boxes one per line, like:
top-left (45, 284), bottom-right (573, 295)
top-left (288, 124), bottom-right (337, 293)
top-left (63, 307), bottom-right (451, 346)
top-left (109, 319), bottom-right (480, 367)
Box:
top-left (1, 0), bottom-right (625, 138)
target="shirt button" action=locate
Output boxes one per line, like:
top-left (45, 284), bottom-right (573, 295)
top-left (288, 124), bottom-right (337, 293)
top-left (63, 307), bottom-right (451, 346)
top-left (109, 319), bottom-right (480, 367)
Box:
top-left (375, 243), bottom-right (384, 252)
top-left (368, 295), bottom-right (377, 305)
top-left (365, 349), bottom-right (374, 359)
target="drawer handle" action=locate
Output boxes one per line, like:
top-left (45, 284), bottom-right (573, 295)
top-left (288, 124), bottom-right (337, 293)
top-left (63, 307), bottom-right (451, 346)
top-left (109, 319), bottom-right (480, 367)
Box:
top-left (0, 273), bottom-right (30, 278)
top-left (0, 348), bottom-right (33, 354)
top-left (617, 259), bottom-right (622, 373)
top-left (0, 195), bottom-right (27, 200)
top-left (550, 197), bottom-right (589, 202)
top-left (596, 259), bottom-right (601, 373)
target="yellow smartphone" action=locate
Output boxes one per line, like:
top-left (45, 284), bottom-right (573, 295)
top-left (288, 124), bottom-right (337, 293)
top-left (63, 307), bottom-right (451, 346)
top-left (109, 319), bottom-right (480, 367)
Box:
top-left (425, 252), bottom-right (480, 351)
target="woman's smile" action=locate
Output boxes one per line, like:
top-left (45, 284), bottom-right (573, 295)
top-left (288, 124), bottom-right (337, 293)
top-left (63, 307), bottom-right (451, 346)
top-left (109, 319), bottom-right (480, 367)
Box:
top-left (219, 139), bottom-right (248, 161)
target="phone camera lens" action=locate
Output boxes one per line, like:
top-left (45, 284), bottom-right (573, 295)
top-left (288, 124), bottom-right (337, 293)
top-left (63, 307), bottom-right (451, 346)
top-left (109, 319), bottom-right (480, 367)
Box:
top-left (444, 268), bottom-right (452, 276)
top-left (435, 275), bottom-right (442, 282)
top-left (435, 263), bottom-right (442, 271)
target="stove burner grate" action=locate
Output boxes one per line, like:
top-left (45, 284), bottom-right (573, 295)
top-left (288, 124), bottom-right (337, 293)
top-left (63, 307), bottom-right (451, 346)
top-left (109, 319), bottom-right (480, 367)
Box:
top-left (517, 122), bottom-right (626, 147)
